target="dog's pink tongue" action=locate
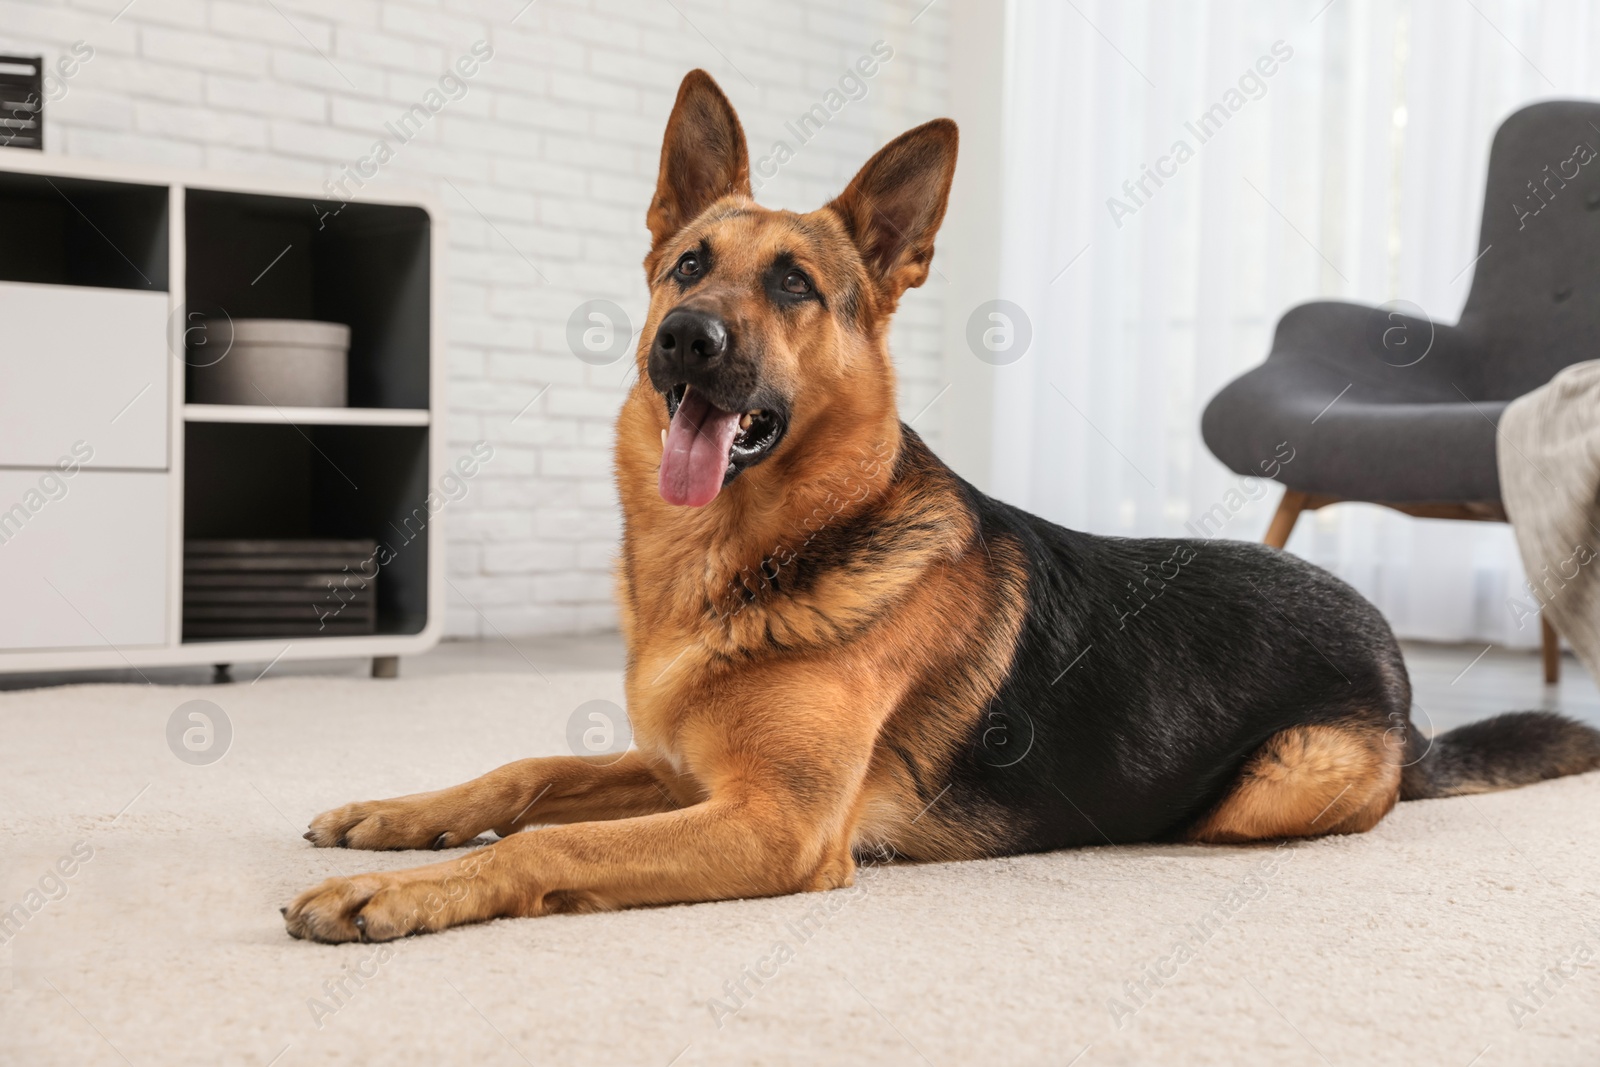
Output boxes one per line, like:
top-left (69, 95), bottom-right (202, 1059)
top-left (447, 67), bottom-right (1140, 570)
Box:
top-left (660, 387), bottom-right (741, 507)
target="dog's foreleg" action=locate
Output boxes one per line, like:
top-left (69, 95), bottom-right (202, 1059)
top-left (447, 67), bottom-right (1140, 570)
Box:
top-left (303, 752), bottom-right (689, 850)
top-left (285, 787), bottom-right (850, 942)
top-left (288, 673), bottom-right (892, 941)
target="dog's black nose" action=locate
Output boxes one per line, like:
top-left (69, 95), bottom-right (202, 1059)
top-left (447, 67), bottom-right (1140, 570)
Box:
top-left (654, 307), bottom-right (728, 369)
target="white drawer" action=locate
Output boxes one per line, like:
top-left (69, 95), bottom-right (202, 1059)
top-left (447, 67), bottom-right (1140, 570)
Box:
top-left (0, 469), bottom-right (168, 649)
top-left (0, 281), bottom-right (169, 470)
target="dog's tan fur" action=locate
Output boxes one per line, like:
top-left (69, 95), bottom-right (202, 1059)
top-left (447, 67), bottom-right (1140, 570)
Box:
top-left (1186, 725), bottom-right (1401, 843)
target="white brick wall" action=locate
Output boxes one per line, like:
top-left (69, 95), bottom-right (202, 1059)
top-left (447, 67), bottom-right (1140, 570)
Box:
top-left (1, 0), bottom-right (950, 637)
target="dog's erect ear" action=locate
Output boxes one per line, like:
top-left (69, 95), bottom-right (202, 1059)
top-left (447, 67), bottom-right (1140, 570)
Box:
top-left (646, 70), bottom-right (750, 256)
top-left (828, 119), bottom-right (958, 301)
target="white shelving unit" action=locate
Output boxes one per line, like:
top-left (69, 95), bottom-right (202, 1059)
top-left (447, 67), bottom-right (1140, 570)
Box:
top-left (0, 151), bottom-right (446, 676)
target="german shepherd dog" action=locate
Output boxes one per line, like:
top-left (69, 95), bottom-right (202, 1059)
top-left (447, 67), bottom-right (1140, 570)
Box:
top-left (284, 71), bottom-right (1600, 942)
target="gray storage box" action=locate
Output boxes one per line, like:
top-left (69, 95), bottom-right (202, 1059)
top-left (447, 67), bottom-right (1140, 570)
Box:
top-left (191, 318), bottom-right (350, 407)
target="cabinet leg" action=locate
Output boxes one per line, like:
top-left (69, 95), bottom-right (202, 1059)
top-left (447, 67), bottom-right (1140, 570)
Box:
top-left (372, 656), bottom-right (399, 679)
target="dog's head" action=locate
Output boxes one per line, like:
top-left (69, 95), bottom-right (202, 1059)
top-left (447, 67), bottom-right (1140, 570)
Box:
top-left (637, 70), bottom-right (957, 508)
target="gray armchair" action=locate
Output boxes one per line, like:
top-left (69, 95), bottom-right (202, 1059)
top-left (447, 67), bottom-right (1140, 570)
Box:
top-left (1203, 100), bottom-right (1600, 682)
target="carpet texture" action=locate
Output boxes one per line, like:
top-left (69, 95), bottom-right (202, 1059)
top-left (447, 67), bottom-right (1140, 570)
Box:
top-left (2, 672), bottom-right (1598, 1066)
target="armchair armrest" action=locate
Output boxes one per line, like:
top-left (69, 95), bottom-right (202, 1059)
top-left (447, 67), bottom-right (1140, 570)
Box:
top-left (1267, 301), bottom-right (1492, 401)
top-left (1202, 300), bottom-right (1506, 502)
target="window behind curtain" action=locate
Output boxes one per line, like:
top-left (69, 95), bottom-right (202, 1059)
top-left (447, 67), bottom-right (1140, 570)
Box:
top-left (991, 0), bottom-right (1600, 646)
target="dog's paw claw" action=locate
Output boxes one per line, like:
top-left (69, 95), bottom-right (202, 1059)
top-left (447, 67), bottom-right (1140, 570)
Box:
top-left (432, 833), bottom-right (449, 850)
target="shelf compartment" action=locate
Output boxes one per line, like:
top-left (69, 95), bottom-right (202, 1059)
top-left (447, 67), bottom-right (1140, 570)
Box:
top-left (184, 404), bottom-right (429, 427)
top-left (0, 171), bottom-right (168, 290)
top-left (184, 189), bottom-right (429, 411)
top-left (183, 422), bottom-right (429, 640)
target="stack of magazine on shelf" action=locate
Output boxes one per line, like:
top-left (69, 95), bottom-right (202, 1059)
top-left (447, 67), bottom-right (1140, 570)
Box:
top-left (182, 539), bottom-right (378, 639)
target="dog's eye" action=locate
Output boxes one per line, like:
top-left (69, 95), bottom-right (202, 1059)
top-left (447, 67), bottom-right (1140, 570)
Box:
top-left (782, 269), bottom-right (812, 295)
top-left (675, 252), bottom-right (701, 278)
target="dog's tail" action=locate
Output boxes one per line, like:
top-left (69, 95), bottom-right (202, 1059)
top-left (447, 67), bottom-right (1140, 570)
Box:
top-left (1401, 711), bottom-right (1600, 800)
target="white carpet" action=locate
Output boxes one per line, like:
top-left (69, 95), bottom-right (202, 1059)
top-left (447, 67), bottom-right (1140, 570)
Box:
top-left (2, 671), bottom-right (1599, 1066)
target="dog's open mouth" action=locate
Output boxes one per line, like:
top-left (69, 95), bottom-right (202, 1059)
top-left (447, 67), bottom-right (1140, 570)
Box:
top-left (659, 384), bottom-right (785, 507)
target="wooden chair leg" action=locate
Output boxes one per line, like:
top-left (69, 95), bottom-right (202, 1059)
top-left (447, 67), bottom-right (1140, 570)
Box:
top-left (1263, 490), bottom-right (1310, 550)
top-left (1542, 616), bottom-right (1561, 685)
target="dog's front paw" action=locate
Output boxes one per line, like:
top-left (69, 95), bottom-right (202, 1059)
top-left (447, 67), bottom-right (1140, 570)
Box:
top-left (304, 793), bottom-right (486, 851)
top-left (283, 850), bottom-right (507, 942)
top-left (283, 872), bottom-right (393, 942)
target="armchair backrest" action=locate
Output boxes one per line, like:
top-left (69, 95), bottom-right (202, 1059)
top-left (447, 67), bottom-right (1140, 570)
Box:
top-left (1460, 99), bottom-right (1600, 400)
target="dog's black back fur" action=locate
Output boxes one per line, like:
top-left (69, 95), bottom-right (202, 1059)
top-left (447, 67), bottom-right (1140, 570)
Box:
top-left (884, 428), bottom-right (1597, 856)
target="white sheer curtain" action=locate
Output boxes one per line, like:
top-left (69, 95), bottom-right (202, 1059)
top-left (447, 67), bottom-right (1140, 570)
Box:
top-left (992, 0), bottom-right (1600, 646)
